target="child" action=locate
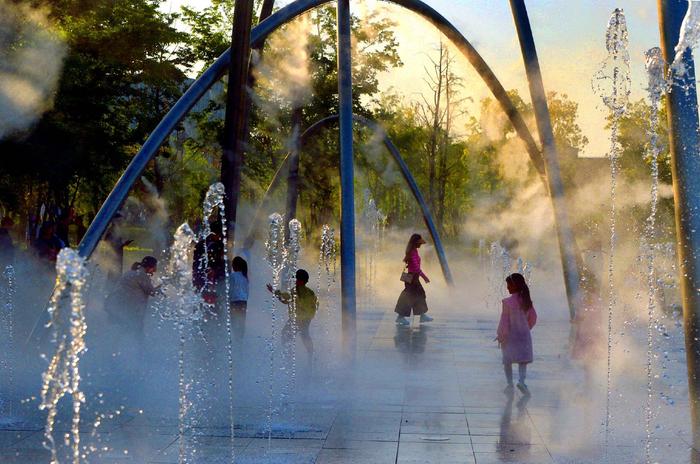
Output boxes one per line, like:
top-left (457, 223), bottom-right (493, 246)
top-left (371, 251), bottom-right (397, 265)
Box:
top-left (267, 269), bottom-right (318, 361)
top-left (496, 273), bottom-right (537, 394)
top-left (229, 256), bottom-right (249, 339)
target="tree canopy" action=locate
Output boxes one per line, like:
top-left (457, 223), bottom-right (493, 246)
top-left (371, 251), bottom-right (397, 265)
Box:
top-left (0, 0), bottom-right (669, 251)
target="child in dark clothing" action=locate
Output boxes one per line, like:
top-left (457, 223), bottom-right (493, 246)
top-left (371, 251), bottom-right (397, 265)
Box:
top-left (267, 269), bottom-right (318, 361)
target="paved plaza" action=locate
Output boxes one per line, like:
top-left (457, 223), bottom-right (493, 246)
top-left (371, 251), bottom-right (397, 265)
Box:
top-left (0, 299), bottom-right (696, 464)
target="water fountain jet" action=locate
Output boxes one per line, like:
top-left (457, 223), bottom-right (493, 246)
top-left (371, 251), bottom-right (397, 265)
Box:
top-left (39, 249), bottom-right (89, 464)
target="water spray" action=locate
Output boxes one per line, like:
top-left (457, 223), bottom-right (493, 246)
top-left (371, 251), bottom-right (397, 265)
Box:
top-left (593, 8), bottom-right (631, 457)
top-left (40, 249), bottom-right (89, 464)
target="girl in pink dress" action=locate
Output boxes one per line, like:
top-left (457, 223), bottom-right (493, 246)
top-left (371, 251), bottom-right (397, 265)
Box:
top-left (496, 273), bottom-right (537, 393)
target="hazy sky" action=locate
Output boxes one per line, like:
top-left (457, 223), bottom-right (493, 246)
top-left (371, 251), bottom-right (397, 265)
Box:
top-left (160, 0), bottom-right (674, 157)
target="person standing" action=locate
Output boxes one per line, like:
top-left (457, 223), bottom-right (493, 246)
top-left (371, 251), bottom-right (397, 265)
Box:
top-left (34, 221), bottom-right (65, 263)
top-left (105, 256), bottom-right (159, 342)
top-left (395, 233), bottom-right (433, 325)
top-left (267, 269), bottom-right (318, 363)
top-left (496, 273), bottom-right (537, 394)
top-left (229, 256), bottom-right (249, 339)
top-left (103, 256), bottom-right (159, 398)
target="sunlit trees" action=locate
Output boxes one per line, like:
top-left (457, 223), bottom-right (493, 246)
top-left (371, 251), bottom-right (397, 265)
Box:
top-left (1, 0), bottom-right (186, 236)
top-left (0, 0), bottom-right (669, 251)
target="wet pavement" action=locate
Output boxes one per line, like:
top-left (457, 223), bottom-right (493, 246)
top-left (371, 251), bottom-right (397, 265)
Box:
top-left (0, 305), bottom-right (695, 463)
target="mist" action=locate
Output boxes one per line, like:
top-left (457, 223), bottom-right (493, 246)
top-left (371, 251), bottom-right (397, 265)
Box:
top-left (0, 0), bottom-right (65, 139)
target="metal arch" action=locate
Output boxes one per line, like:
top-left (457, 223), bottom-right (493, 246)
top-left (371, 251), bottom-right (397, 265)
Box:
top-left (242, 113), bottom-right (454, 285)
top-left (77, 0), bottom-right (544, 260)
top-left (239, 115), bottom-right (343, 253)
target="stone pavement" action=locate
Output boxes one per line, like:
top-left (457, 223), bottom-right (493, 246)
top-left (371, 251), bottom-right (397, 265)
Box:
top-left (1, 306), bottom-right (696, 463)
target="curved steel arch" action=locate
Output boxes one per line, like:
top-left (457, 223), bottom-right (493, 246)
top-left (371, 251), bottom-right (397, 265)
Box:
top-left (243, 113), bottom-right (453, 284)
top-left (77, 0), bottom-right (544, 259)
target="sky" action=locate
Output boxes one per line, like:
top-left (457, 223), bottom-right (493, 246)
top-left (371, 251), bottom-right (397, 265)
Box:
top-left (160, 0), bottom-right (673, 157)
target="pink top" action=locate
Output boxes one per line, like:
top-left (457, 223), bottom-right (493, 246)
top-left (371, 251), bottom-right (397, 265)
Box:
top-left (497, 294), bottom-right (537, 364)
top-left (406, 248), bottom-right (428, 281)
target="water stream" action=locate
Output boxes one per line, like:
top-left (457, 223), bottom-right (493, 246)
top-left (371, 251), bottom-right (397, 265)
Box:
top-left (39, 248), bottom-right (89, 464)
top-left (643, 46), bottom-right (666, 464)
top-left (360, 192), bottom-right (386, 311)
top-left (284, 218), bottom-right (302, 424)
top-left (198, 182), bottom-right (235, 459)
top-left (155, 224), bottom-right (200, 463)
top-left (1, 265), bottom-right (15, 420)
top-left (265, 213), bottom-right (285, 443)
top-left (317, 224), bottom-right (337, 372)
top-left (593, 8), bottom-right (631, 457)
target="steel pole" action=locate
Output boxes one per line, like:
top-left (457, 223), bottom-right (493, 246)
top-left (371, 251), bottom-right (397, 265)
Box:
top-left (509, 0), bottom-right (582, 320)
top-left (221, 0), bottom-right (255, 245)
top-left (259, 0), bottom-right (275, 21)
top-left (240, 0), bottom-right (275, 179)
top-left (337, 0), bottom-right (357, 355)
top-left (658, 0), bottom-right (700, 455)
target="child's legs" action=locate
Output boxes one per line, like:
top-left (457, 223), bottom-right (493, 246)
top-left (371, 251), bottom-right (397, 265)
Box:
top-left (230, 301), bottom-right (247, 340)
top-left (298, 320), bottom-right (313, 356)
top-left (518, 363), bottom-right (527, 383)
top-left (503, 363), bottom-right (513, 385)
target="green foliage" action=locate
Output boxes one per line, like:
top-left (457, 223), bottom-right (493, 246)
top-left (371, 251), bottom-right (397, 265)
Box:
top-left (178, 0), bottom-right (235, 71)
top-left (179, 3), bottom-right (404, 231)
top-left (1, 0), bottom-right (186, 228)
top-left (0, 0), bottom-right (670, 253)
top-left (372, 91), bottom-right (505, 238)
top-left (617, 98), bottom-right (671, 185)
top-left (616, 98), bottom-right (674, 240)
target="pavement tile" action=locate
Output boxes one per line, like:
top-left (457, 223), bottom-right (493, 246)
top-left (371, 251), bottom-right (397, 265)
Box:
top-left (397, 441), bottom-right (476, 463)
top-left (5, 304), bottom-right (696, 463)
top-left (316, 440), bottom-right (398, 463)
top-left (399, 433), bottom-right (471, 444)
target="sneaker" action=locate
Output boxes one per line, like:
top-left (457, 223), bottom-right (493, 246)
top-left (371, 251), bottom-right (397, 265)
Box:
top-left (395, 316), bottom-right (410, 326)
top-left (419, 314), bottom-right (433, 323)
top-left (504, 384), bottom-right (515, 395)
top-left (516, 382), bottom-right (529, 394)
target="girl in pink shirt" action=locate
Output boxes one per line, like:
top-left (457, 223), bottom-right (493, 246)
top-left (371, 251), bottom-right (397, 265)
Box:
top-left (496, 273), bottom-right (537, 393)
top-left (394, 233), bottom-right (433, 325)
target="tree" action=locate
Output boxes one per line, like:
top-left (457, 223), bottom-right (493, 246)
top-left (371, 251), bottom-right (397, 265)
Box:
top-left (616, 98), bottom-right (674, 240)
top-left (1, 0), bottom-right (187, 238)
top-left (414, 41), bottom-right (467, 232)
top-left (179, 2), bottom-right (403, 231)
top-left (372, 89), bottom-right (503, 238)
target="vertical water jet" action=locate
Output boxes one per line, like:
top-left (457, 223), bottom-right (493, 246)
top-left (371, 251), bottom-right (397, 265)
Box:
top-left (643, 46), bottom-right (666, 464)
top-left (593, 8), bottom-right (631, 457)
top-left (40, 249), bottom-right (89, 464)
top-left (201, 182), bottom-right (235, 457)
top-left (285, 218), bottom-right (302, 424)
top-left (265, 213), bottom-right (284, 442)
top-left (1, 265), bottom-right (15, 420)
